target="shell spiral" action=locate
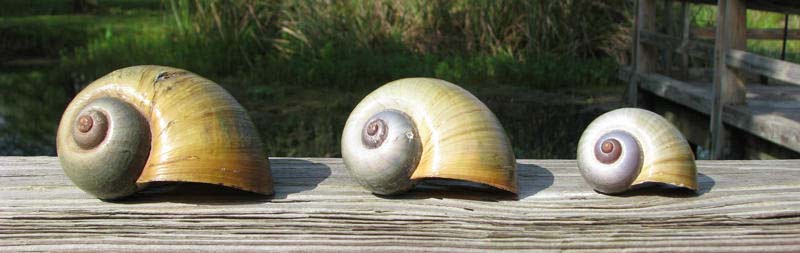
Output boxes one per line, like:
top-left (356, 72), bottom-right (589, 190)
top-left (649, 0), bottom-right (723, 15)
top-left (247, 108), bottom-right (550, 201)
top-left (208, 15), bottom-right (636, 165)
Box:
top-left (341, 78), bottom-right (517, 195)
top-left (57, 65), bottom-right (272, 199)
top-left (577, 108), bottom-right (697, 194)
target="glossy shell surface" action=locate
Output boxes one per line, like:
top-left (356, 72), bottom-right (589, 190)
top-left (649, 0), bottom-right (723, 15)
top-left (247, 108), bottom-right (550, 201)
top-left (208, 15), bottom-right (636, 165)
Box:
top-left (341, 78), bottom-right (518, 194)
top-left (57, 65), bottom-right (272, 198)
top-left (577, 108), bottom-right (697, 193)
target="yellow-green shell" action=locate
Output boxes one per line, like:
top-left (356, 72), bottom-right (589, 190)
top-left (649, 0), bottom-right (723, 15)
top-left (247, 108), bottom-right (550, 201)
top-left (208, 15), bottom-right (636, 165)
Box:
top-left (342, 78), bottom-right (518, 194)
top-left (57, 65), bottom-right (273, 199)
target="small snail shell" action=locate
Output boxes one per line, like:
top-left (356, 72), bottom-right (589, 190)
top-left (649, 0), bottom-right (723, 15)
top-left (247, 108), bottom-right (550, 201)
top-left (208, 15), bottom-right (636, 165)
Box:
top-left (341, 78), bottom-right (517, 195)
top-left (577, 108), bottom-right (697, 194)
top-left (57, 65), bottom-right (272, 199)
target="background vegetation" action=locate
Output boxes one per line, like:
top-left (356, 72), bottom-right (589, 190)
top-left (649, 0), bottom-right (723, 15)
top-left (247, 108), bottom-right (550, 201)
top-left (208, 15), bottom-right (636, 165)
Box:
top-left (1, 0), bottom-right (795, 158)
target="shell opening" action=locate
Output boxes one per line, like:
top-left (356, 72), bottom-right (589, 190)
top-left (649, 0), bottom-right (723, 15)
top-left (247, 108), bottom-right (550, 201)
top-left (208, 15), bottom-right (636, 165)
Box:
top-left (73, 110), bottom-right (109, 149)
top-left (362, 117), bottom-right (388, 149)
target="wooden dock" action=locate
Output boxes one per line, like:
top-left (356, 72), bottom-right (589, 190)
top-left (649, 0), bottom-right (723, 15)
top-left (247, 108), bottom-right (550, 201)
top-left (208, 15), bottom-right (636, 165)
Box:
top-left (625, 0), bottom-right (800, 159)
top-left (2, 157), bottom-right (800, 251)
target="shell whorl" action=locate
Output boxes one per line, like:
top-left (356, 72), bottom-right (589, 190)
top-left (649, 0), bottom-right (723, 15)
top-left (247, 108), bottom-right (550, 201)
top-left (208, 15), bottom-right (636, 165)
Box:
top-left (345, 110), bottom-right (421, 195)
top-left (341, 78), bottom-right (517, 195)
top-left (57, 65), bottom-right (273, 199)
top-left (59, 97), bottom-right (150, 199)
top-left (577, 108), bottom-right (697, 194)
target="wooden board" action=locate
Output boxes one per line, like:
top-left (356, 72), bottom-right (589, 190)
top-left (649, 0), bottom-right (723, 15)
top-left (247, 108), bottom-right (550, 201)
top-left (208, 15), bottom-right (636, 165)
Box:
top-left (639, 30), bottom-right (714, 60)
top-left (682, 0), bottom-right (800, 15)
top-left (2, 157), bottom-right (800, 252)
top-left (727, 49), bottom-right (800, 86)
top-left (692, 28), bottom-right (800, 40)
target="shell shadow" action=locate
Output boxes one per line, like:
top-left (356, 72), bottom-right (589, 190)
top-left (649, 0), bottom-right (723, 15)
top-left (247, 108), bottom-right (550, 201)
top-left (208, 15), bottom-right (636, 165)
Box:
top-left (108, 158), bottom-right (331, 204)
top-left (111, 182), bottom-right (272, 205)
top-left (377, 163), bottom-right (554, 201)
top-left (382, 179), bottom-right (518, 201)
top-left (269, 158), bottom-right (332, 199)
top-left (608, 173), bottom-right (715, 198)
top-left (517, 163), bottom-right (555, 199)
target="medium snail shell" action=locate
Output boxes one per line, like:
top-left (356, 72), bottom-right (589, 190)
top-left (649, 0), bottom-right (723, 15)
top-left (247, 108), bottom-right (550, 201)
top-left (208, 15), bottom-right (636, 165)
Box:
top-left (341, 78), bottom-right (517, 195)
top-left (577, 108), bottom-right (697, 194)
top-left (57, 65), bottom-right (272, 200)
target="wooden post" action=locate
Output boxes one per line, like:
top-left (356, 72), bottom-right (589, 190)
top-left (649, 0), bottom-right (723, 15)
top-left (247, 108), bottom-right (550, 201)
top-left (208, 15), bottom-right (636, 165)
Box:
top-left (663, 0), bottom-right (674, 76)
top-left (629, 0), bottom-right (658, 106)
top-left (680, 1), bottom-right (691, 81)
top-left (710, 0), bottom-right (747, 159)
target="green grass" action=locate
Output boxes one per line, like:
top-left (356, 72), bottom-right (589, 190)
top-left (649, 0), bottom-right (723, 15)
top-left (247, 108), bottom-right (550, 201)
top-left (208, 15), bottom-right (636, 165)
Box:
top-left (0, 70), bottom-right (67, 155)
top-left (691, 5), bottom-right (800, 62)
top-left (0, 10), bottom-right (163, 60)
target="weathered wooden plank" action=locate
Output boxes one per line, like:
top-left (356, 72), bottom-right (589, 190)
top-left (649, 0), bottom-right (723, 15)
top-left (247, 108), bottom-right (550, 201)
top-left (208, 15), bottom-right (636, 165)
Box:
top-left (692, 28), bottom-right (800, 40)
top-left (619, 67), bottom-right (711, 113)
top-left (637, 0), bottom-right (658, 74)
top-left (663, 0), bottom-right (675, 76)
top-left (727, 49), bottom-right (800, 86)
top-left (1, 157), bottom-right (800, 252)
top-left (639, 30), bottom-right (714, 60)
top-left (619, 67), bottom-right (800, 153)
top-left (711, 0), bottom-right (748, 159)
top-left (680, 1), bottom-right (692, 80)
top-left (628, 0), bottom-right (641, 105)
top-left (680, 0), bottom-right (800, 15)
top-left (629, 0), bottom-right (659, 106)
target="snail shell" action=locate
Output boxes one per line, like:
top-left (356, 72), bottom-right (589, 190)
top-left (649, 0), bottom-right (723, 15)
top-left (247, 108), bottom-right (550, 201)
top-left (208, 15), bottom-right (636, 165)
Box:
top-left (577, 108), bottom-right (697, 194)
top-left (57, 65), bottom-right (272, 199)
top-left (341, 78), bottom-right (517, 195)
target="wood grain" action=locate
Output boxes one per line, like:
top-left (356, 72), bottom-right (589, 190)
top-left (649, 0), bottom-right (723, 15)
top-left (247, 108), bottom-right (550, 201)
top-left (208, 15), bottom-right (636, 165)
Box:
top-left (711, 0), bottom-right (747, 159)
top-left (639, 30), bottom-right (715, 61)
top-left (2, 157), bottom-right (800, 252)
top-left (727, 49), bottom-right (800, 86)
top-left (692, 28), bottom-right (800, 40)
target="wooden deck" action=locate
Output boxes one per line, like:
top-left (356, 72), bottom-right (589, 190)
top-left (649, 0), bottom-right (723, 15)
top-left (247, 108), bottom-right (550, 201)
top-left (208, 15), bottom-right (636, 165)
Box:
top-left (2, 157), bottom-right (800, 251)
top-left (620, 67), bottom-right (800, 155)
top-left (626, 0), bottom-right (800, 159)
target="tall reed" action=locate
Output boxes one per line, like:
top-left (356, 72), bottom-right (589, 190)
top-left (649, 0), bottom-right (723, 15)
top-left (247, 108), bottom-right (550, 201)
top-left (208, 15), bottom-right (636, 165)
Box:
top-left (168, 0), bottom-right (632, 60)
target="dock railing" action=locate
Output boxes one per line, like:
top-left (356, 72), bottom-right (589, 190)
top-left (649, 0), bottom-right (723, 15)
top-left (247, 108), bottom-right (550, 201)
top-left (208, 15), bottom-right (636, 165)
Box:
top-left (627, 0), bottom-right (800, 159)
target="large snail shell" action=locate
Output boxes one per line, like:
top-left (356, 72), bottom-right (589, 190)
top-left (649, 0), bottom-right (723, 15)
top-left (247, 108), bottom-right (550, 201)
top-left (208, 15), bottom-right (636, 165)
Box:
top-left (57, 65), bottom-right (272, 199)
top-left (341, 78), bottom-right (517, 195)
top-left (577, 108), bottom-right (697, 194)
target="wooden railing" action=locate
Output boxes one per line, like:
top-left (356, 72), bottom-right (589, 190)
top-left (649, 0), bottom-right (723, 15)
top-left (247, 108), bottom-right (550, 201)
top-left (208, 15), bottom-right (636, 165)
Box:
top-left (726, 49), bottom-right (800, 85)
top-left (629, 0), bottom-right (800, 159)
top-left (2, 157), bottom-right (800, 251)
top-left (692, 28), bottom-right (800, 40)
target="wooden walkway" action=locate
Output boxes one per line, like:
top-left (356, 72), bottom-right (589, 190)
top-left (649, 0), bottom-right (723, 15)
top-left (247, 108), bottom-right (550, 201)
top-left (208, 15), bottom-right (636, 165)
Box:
top-left (2, 157), bottom-right (800, 251)
top-left (626, 0), bottom-right (800, 159)
top-left (620, 67), bottom-right (800, 155)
